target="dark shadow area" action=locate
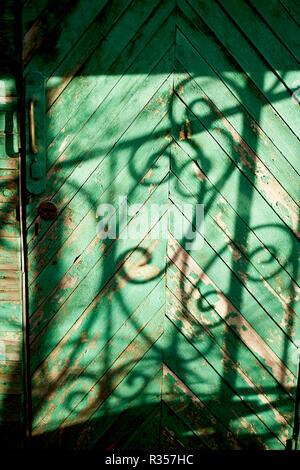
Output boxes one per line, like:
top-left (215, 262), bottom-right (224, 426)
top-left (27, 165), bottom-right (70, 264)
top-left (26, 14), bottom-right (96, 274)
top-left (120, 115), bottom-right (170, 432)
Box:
top-left (0, 1), bottom-right (24, 449)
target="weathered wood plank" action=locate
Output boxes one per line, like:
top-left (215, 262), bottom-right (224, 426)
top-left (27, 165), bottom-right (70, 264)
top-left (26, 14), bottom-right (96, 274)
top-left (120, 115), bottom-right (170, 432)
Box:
top-left (179, 1), bottom-right (300, 171)
top-left (166, 285), bottom-right (290, 446)
top-left (33, 314), bottom-right (163, 449)
top-left (171, 96), bottom-right (299, 282)
top-left (168, 236), bottom-right (297, 391)
top-left (91, 368), bottom-right (162, 450)
top-left (167, 263), bottom-right (294, 428)
top-left (157, 428), bottom-right (185, 451)
top-left (122, 405), bottom-right (161, 450)
top-left (0, 158), bottom-right (17, 169)
top-left (174, 69), bottom-right (298, 234)
top-left (161, 402), bottom-right (218, 450)
top-left (0, 237), bottom-right (20, 270)
top-left (0, 270), bottom-right (21, 291)
top-left (248, 0), bottom-right (300, 62)
top-left (0, 334), bottom-right (22, 362)
top-left (23, 0), bottom-right (298, 449)
top-left (0, 393), bottom-right (22, 423)
top-left (164, 318), bottom-right (272, 449)
top-left (0, 203), bottom-right (19, 237)
top-left (45, 0), bottom-right (171, 112)
top-left (174, 31), bottom-right (299, 205)
top-left (29, 158), bottom-right (169, 325)
top-left (29, 199), bottom-right (168, 372)
top-left (43, 0), bottom-right (130, 103)
top-left (0, 359), bottom-right (22, 397)
top-left (76, 353), bottom-right (163, 450)
top-left (0, 301), bottom-right (22, 332)
top-left (280, 0), bottom-right (300, 26)
top-left (169, 172), bottom-right (299, 340)
top-left (26, 25), bottom-right (174, 234)
top-left (0, 0), bottom-right (17, 21)
top-left (31, 282), bottom-right (165, 435)
top-left (0, 15), bottom-right (18, 72)
top-left (163, 365), bottom-right (242, 449)
top-left (22, 0), bottom-right (49, 32)
top-left (0, 4), bottom-right (22, 445)
top-left (170, 142), bottom-right (299, 320)
top-left (0, 372), bottom-right (21, 394)
top-left (28, 149), bottom-right (169, 338)
top-left (27, 79), bottom-right (172, 286)
top-left (219, 0), bottom-right (299, 90)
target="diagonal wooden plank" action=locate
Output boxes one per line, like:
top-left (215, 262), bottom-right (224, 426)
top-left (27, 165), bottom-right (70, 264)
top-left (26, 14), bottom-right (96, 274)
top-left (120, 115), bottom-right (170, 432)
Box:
top-left (29, 153), bottom-right (170, 333)
top-left (45, 0), bottom-right (173, 142)
top-left (174, 38), bottom-right (299, 207)
top-left (174, 69), bottom-right (298, 234)
top-left (167, 266), bottom-right (293, 430)
top-left (170, 141), bottom-right (300, 320)
top-left (219, 0), bottom-right (299, 86)
top-left (168, 235), bottom-right (297, 393)
top-left (45, 0), bottom-right (136, 105)
top-left (188, 0), bottom-right (300, 141)
top-left (171, 96), bottom-right (299, 282)
top-left (39, 316), bottom-right (163, 449)
top-left (163, 365), bottom-right (242, 449)
top-left (31, 289), bottom-right (165, 437)
top-left (23, 0), bottom-right (110, 71)
top-left (248, 0), bottom-right (300, 63)
top-left (26, 32), bottom-right (174, 235)
top-left (166, 286), bottom-right (288, 447)
top-left (169, 172), bottom-right (299, 341)
top-left (164, 318), bottom-right (271, 449)
top-left (167, 263), bottom-right (294, 428)
top-left (27, 80), bottom-right (173, 283)
top-left (28, 143), bottom-right (170, 318)
top-left (29, 190), bottom-right (169, 371)
top-left (0, 361), bottom-right (22, 395)
top-left (91, 368), bottom-right (162, 451)
top-left (21, 0), bottom-right (299, 450)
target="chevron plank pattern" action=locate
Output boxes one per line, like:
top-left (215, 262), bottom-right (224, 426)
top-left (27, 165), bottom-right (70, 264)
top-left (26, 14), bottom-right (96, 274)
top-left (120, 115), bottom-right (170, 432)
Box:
top-left (21, 0), bottom-right (299, 450)
top-left (0, 0), bottom-right (24, 450)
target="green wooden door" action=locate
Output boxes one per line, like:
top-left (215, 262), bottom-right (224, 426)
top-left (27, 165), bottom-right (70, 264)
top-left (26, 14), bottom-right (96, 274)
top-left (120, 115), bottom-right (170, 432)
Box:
top-left (22, 0), bottom-right (299, 450)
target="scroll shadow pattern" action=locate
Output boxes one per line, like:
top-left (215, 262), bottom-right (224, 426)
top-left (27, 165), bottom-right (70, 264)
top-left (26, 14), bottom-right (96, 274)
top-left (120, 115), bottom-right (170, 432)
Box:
top-left (2, 0), bottom-right (298, 450)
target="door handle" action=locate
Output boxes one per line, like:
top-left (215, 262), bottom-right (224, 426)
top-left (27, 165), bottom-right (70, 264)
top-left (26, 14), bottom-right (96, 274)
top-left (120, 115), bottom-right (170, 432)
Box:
top-left (25, 71), bottom-right (46, 195)
top-left (29, 99), bottom-right (38, 155)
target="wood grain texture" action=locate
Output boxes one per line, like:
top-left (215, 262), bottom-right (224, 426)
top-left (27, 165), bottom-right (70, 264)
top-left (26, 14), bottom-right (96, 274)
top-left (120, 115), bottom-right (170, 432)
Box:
top-left (22, 0), bottom-right (299, 450)
top-left (0, 0), bottom-right (23, 450)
